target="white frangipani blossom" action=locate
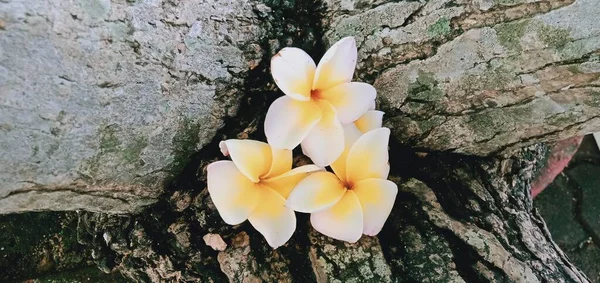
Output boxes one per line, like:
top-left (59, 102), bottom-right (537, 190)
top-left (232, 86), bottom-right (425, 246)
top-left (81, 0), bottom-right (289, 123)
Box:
top-left (265, 37), bottom-right (377, 167)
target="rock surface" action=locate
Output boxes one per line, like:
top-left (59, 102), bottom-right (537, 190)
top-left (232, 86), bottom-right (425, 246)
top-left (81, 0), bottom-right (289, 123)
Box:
top-left (0, 0), bottom-right (267, 213)
top-left (64, 144), bottom-right (588, 282)
top-left (323, 0), bottom-right (600, 155)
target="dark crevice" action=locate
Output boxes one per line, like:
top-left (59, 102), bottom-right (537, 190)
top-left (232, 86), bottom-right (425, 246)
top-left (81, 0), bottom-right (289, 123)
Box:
top-left (563, 171), bottom-right (600, 247)
top-left (436, 228), bottom-right (507, 282)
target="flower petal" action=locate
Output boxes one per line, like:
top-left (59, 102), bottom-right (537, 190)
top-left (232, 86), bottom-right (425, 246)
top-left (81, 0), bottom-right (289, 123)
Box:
top-left (368, 99), bottom-right (376, 111)
top-left (310, 190), bottom-right (363, 243)
top-left (352, 178), bottom-right (398, 236)
top-left (207, 161), bottom-right (261, 225)
top-left (265, 96), bottom-right (322, 150)
top-left (248, 186), bottom-right (297, 248)
top-left (262, 165), bottom-right (323, 198)
top-left (354, 110), bottom-right (384, 133)
top-left (330, 124), bottom-right (362, 182)
top-left (264, 147), bottom-right (293, 179)
top-left (300, 100), bottom-right (344, 167)
top-left (219, 140), bottom-right (272, 182)
top-left (286, 171), bottom-right (346, 213)
top-left (313, 37), bottom-right (357, 91)
top-left (271, 47), bottom-right (316, 101)
top-left (318, 82), bottom-right (376, 124)
top-left (346, 128), bottom-right (391, 186)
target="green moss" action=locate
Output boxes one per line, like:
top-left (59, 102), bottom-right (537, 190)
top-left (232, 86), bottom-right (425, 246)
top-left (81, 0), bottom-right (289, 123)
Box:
top-left (463, 62), bottom-right (515, 91)
top-left (587, 91), bottom-right (600, 107)
top-left (99, 125), bottom-right (121, 153)
top-left (561, 43), bottom-right (586, 60)
top-left (170, 117), bottom-right (202, 173)
top-left (80, 125), bottom-right (150, 178)
top-left (494, 0), bottom-right (520, 5)
top-left (467, 112), bottom-right (505, 139)
top-left (537, 24), bottom-right (572, 49)
top-left (407, 70), bottom-right (444, 101)
top-left (123, 136), bottom-right (148, 164)
top-left (567, 65), bottom-right (582, 74)
top-left (494, 20), bottom-right (530, 52)
top-left (427, 18), bottom-right (451, 38)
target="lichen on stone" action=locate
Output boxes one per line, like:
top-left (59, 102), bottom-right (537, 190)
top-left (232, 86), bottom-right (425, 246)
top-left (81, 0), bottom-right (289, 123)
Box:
top-left (494, 20), bottom-right (530, 52)
top-left (536, 24), bottom-right (572, 49)
top-left (407, 70), bottom-right (444, 102)
top-left (427, 18), bottom-right (452, 38)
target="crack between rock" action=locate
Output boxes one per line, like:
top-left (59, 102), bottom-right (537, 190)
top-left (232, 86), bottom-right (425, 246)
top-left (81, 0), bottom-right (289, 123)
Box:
top-left (2, 185), bottom-right (135, 205)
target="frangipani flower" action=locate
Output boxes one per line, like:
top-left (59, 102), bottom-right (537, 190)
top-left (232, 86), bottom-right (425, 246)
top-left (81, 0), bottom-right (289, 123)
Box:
top-left (265, 37), bottom-right (377, 167)
top-left (207, 139), bottom-right (320, 248)
top-left (286, 127), bottom-right (398, 243)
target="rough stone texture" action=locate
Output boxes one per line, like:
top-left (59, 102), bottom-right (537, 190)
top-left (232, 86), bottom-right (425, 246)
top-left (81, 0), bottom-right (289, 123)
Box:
top-left (323, 0), bottom-right (600, 155)
top-left (0, 0), bottom-right (266, 213)
top-left (66, 144), bottom-right (590, 282)
top-left (308, 229), bottom-right (393, 283)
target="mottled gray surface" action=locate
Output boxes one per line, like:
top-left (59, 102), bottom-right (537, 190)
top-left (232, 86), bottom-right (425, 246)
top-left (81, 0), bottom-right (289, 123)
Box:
top-left (324, 0), bottom-right (600, 155)
top-left (0, 0), bottom-right (265, 213)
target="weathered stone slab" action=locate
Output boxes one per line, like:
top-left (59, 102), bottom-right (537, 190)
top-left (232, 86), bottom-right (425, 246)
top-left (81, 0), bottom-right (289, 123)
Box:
top-left (0, 0), bottom-right (266, 213)
top-left (323, 0), bottom-right (600, 155)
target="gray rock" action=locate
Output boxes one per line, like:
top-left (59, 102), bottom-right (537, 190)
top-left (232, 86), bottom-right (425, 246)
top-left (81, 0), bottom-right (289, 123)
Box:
top-left (324, 0), bottom-right (600, 155)
top-left (0, 0), bottom-right (265, 213)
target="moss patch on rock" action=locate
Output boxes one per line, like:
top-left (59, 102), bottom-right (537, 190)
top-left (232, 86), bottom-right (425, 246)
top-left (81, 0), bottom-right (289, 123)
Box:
top-left (537, 24), bottom-right (572, 49)
top-left (427, 18), bottom-right (451, 38)
top-left (407, 70), bottom-right (444, 102)
top-left (494, 20), bottom-right (530, 52)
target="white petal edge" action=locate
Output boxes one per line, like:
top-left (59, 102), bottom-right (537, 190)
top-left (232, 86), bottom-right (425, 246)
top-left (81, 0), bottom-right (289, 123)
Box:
top-left (263, 165), bottom-right (323, 199)
top-left (300, 100), bottom-right (345, 167)
top-left (285, 171), bottom-right (346, 213)
top-left (206, 161), bottom-right (261, 225)
top-left (264, 147), bottom-right (293, 179)
top-left (271, 47), bottom-right (316, 101)
top-left (248, 187), bottom-right (297, 249)
top-left (265, 96), bottom-right (322, 150)
top-left (310, 190), bottom-right (363, 243)
top-left (346, 127), bottom-right (391, 185)
top-left (352, 178), bottom-right (398, 236)
top-left (219, 140), bottom-right (272, 182)
top-left (330, 123), bottom-right (362, 182)
top-left (354, 110), bottom-right (384, 133)
top-left (312, 37), bottom-right (357, 91)
top-left (319, 82), bottom-right (376, 124)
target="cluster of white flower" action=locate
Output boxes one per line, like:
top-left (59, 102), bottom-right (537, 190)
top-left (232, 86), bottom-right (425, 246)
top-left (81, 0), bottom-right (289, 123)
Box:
top-left (207, 37), bottom-right (397, 248)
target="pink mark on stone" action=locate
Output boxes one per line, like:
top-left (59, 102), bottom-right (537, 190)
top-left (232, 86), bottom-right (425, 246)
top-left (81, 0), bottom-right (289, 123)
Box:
top-left (531, 136), bottom-right (583, 198)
